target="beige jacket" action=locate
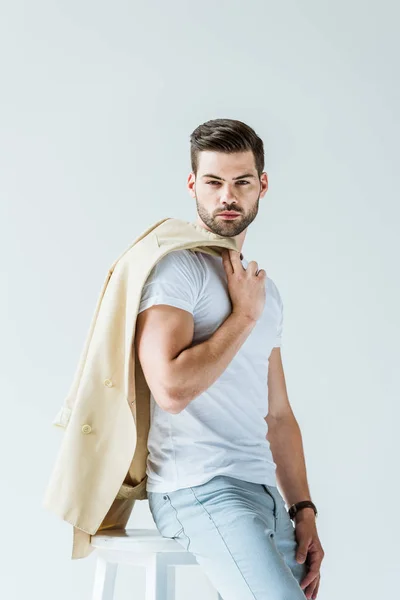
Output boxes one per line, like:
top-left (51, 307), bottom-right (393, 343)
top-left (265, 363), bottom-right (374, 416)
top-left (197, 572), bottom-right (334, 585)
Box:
top-left (42, 217), bottom-right (240, 560)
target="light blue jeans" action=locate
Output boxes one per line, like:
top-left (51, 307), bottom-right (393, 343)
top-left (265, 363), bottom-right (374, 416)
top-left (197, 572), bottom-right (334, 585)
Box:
top-left (148, 475), bottom-right (307, 600)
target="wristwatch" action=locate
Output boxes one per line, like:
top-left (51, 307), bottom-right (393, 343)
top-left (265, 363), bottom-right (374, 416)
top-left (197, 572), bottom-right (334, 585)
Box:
top-left (288, 500), bottom-right (318, 521)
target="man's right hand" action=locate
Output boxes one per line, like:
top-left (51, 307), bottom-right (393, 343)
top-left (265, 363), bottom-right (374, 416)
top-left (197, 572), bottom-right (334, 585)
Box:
top-left (221, 249), bottom-right (267, 323)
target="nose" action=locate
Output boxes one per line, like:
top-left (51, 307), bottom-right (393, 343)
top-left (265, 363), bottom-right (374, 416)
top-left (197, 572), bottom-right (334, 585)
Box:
top-left (218, 183), bottom-right (237, 203)
top-left (220, 201), bottom-right (239, 211)
top-left (218, 194), bottom-right (239, 212)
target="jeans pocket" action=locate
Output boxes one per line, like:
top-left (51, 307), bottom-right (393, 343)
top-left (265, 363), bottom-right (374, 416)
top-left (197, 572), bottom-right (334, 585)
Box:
top-left (148, 492), bottom-right (183, 539)
top-left (147, 491), bottom-right (166, 511)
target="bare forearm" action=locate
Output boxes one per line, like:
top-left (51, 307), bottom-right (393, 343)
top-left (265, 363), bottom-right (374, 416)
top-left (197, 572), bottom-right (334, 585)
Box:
top-left (267, 414), bottom-right (314, 519)
top-left (166, 311), bottom-right (256, 412)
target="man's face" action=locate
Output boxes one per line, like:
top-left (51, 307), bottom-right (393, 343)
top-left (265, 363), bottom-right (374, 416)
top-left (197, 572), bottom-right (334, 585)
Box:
top-left (187, 150), bottom-right (268, 237)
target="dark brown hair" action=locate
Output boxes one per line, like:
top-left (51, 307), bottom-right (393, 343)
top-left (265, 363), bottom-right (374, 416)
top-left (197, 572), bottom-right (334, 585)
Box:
top-left (190, 118), bottom-right (265, 178)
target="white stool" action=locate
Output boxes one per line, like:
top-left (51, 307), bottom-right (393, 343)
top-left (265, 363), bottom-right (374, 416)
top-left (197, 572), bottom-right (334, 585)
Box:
top-left (90, 528), bottom-right (223, 600)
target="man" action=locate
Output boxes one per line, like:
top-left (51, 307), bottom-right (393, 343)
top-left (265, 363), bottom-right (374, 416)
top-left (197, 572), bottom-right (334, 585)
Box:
top-left (134, 118), bottom-right (324, 600)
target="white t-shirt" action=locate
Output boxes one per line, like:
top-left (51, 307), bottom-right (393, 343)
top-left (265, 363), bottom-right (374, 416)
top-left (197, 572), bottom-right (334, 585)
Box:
top-left (137, 248), bottom-right (283, 493)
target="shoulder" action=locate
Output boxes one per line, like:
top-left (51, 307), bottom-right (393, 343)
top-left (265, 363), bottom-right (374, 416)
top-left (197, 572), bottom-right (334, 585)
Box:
top-left (153, 248), bottom-right (204, 274)
top-left (138, 248), bottom-right (206, 314)
top-left (145, 249), bottom-right (206, 289)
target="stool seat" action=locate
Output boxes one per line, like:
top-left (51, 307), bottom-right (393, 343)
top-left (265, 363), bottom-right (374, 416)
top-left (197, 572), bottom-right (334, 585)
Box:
top-left (91, 528), bottom-right (187, 553)
top-left (90, 528), bottom-right (222, 600)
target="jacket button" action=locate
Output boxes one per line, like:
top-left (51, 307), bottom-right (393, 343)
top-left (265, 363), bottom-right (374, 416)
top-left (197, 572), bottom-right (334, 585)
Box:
top-left (104, 378), bottom-right (113, 387)
top-left (81, 424), bottom-right (92, 434)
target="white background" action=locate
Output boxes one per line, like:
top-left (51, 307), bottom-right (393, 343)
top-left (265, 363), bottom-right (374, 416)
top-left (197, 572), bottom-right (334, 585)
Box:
top-left (1, 1), bottom-right (398, 599)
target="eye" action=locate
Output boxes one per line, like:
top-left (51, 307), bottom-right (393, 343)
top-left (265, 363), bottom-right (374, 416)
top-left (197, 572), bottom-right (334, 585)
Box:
top-left (206, 180), bottom-right (250, 185)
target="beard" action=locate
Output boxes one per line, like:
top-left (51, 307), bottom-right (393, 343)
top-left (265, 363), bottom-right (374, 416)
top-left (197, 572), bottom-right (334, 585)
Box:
top-left (195, 194), bottom-right (260, 237)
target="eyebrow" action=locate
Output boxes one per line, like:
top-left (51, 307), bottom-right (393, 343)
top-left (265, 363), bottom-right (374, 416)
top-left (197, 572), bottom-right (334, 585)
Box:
top-left (201, 173), bottom-right (256, 181)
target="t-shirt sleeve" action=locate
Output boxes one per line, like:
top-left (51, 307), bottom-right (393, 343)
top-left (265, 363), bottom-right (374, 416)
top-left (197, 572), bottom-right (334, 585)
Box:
top-left (273, 285), bottom-right (284, 348)
top-left (137, 250), bottom-right (204, 316)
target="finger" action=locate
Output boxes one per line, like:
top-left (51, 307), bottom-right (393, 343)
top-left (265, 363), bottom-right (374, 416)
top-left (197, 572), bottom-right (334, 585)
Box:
top-left (246, 260), bottom-right (260, 274)
top-left (228, 249), bottom-right (243, 270)
top-left (221, 249), bottom-right (233, 275)
top-left (296, 543), bottom-right (309, 564)
top-left (305, 574), bottom-right (320, 600)
top-left (305, 574), bottom-right (319, 600)
top-left (299, 551), bottom-right (320, 590)
top-left (312, 576), bottom-right (320, 599)
top-left (300, 568), bottom-right (319, 591)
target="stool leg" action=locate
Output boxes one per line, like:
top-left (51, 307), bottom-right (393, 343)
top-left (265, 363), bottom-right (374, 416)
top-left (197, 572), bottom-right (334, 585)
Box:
top-left (145, 553), bottom-right (175, 600)
top-left (92, 556), bottom-right (118, 600)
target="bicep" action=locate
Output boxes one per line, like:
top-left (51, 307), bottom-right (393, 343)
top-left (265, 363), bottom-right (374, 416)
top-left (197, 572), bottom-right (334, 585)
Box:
top-left (134, 304), bottom-right (194, 411)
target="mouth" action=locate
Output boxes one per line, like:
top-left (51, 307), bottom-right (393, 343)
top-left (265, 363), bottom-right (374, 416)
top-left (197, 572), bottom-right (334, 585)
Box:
top-left (217, 212), bottom-right (241, 220)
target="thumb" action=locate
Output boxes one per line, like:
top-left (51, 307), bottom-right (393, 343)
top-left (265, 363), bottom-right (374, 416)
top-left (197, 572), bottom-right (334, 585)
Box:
top-left (296, 546), bottom-right (308, 563)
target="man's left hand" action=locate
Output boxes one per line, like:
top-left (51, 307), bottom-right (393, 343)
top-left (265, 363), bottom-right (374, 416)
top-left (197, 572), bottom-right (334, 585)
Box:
top-left (294, 512), bottom-right (325, 599)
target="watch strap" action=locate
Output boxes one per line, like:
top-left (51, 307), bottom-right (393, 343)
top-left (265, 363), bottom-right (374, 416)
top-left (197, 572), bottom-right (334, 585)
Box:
top-left (288, 500), bottom-right (318, 520)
